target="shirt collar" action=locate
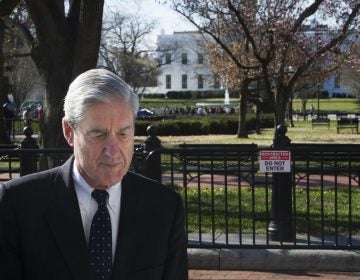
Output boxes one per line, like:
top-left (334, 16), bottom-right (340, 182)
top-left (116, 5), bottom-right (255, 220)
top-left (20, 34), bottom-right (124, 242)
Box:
top-left (72, 159), bottom-right (121, 212)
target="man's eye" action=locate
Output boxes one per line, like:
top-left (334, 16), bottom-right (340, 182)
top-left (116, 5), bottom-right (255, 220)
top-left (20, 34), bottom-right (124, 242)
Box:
top-left (87, 131), bottom-right (107, 142)
top-left (117, 132), bottom-right (130, 140)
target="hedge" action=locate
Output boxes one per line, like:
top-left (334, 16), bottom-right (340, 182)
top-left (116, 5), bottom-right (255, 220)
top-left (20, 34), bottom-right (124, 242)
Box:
top-left (141, 90), bottom-right (239, 100)
top-left (164, 90), bottom-right (241, 99)
top-left (135, 114), bottom-right (274, 136)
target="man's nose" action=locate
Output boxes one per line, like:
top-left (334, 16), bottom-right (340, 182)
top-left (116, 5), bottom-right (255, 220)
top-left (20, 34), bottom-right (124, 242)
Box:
top-left (103, 135), bottom-right (121, 156)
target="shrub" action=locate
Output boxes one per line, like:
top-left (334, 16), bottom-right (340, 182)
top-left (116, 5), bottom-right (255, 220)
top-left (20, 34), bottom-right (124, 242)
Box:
top-left (135, 113), bottom-right (274, 136)
top-left (166, 90), bottom-right (226, 99)
top-left (142, 93), bottom-right (166, 99)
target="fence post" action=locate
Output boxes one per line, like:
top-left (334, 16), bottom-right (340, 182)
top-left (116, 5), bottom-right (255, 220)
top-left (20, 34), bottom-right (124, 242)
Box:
top-left (20, 126), bottom-right (39, 176)
top-left (143, 125), bottom-right (162, 182)
top-left (268, 124), bottom-right (294, 242)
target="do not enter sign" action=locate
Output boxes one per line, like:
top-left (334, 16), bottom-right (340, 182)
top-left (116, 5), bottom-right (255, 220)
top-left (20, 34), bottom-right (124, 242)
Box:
top-left (259, 150), bottom-right (291, 172)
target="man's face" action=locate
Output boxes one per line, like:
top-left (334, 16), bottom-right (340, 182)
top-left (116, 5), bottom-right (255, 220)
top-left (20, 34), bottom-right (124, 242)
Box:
top-left (63, 100), bottom-right (135, 189)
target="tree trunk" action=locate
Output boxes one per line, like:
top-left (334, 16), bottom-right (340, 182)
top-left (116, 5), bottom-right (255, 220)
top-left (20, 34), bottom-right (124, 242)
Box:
top-left (274, 87), bottom-right (291, 127)
top-left (30, 30), bottom-right (74, 148)
top-left (25, 0), bottom-right (105, 148)
top-left (72, 0), bottom-right (104, 77)
top-left (237, 79), bottom-right (249, 138)
top-left (0, 18), bottom-right (10, 144)
top-left (39, 64), bottom-right (72, 148)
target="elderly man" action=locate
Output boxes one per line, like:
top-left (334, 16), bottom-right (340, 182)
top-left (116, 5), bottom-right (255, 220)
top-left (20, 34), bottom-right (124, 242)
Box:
top-left (0, 68), bottom-right (188, 280)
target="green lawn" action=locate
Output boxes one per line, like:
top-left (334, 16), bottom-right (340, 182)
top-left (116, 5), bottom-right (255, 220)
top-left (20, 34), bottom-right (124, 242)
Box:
top-left (147, 123), bottom-right (360, 148)
top-left (293, 98), bottom-right (360, 113)
top-left (140, 97), bottom-right (360, 113)
top-left (181, 186), bottom-right (360, 235)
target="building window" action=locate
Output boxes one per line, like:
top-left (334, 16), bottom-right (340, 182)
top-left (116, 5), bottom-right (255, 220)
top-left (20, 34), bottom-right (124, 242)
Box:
top-left (165, 53), bottom-right (171, 64)
top-left (182, 74), bottom-right (187, 89)
top-left (198, 53), bottom-right (204, 64)
top-left (181, 53), bottom-right (188, 64)
top-left (198, 75), bottom-right (204, 89)
top-left (214, 75), bottom-right (220, 89)
top-left (166, 75), bottom-right (171, 89)
top-left (334, 72), bottom-right (341, 88)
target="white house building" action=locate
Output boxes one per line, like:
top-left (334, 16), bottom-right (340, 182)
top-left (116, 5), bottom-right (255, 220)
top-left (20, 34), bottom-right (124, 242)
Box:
top-left (323, 72), bottom-right (350, 97)
top-left (146, 31), bottom-right (221, 95)
top-left (300, 22), bottom-right (354, 97)
top-left (145, 28), bottom-right (356, 97)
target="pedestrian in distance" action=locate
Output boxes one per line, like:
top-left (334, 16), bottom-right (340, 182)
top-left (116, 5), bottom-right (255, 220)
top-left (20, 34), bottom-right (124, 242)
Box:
top-left (0, 68), bottom-right (188, 280)
top-left (22, 108), bottom-right (32, 127)
top-left (2, 102), bottom-right (16, 139)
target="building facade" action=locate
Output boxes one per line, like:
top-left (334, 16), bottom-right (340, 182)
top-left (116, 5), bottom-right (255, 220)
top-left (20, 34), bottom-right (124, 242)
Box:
top-left (146, 31), bottom-right (220, 95)
top-left (145, 27), bottom-right (356, 97)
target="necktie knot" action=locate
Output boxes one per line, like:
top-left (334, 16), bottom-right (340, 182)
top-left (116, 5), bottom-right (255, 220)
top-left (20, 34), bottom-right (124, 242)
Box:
top-left (92, 189), bottom-right (108, 207)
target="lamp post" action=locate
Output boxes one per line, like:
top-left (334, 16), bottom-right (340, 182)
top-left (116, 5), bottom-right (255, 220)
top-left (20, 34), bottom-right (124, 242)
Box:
top-left (287, 66), bottom-right (295, 127)
top-left (255, 80), bottom-right (261, 134)
top-left (317, 83), bottom-right (320, 117)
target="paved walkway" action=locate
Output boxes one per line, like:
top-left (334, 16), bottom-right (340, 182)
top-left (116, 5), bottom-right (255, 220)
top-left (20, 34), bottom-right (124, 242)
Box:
top-left (189, 270), bottom-right (360, 279)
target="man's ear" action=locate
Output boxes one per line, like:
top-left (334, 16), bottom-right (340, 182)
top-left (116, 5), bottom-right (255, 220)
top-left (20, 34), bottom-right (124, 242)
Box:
top-left (62, 117), bottom-right (74, 147)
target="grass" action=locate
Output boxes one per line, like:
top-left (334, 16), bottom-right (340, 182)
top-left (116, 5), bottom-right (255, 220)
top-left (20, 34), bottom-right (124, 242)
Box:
top-left (293, 98), bottom-right (360, 112)
top-left (140, 97), bottom-right (360, 113)
top-left (180, 186), bottom-right (360, 235)
top-left (136, 124), bottom-right (360, 148)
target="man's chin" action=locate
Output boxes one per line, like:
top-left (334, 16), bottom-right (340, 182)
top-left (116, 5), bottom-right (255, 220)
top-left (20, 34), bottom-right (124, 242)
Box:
top-left (96, 174), bottom-right (125, 188)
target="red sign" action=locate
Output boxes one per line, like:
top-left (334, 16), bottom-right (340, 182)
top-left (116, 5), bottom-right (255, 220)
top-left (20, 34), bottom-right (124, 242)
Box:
top-left (260, 151), bottom-right (290, 161)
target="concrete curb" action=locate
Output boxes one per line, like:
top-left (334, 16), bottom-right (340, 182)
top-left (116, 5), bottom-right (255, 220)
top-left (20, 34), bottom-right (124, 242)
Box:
top-left (188, 248), bottom-right (360, 271)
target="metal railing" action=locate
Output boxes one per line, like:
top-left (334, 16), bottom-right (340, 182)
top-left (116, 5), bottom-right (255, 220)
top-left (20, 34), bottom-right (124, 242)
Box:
top-left (0, 148), bottom-right (73, 181)
top-left (141, 145), bottom-right (360, 250)
top-left (137, 125), bottom-right (360, 250)
top-left (1, 125), bottom-right (359, 250)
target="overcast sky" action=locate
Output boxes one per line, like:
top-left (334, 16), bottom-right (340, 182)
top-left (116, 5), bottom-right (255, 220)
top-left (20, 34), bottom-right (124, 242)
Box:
top-left (104, 0), bottom-right (196, 45)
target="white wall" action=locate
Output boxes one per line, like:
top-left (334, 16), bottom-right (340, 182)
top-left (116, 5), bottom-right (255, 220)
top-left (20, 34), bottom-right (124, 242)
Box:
top-left (145, 32), bottom-right (219, 94)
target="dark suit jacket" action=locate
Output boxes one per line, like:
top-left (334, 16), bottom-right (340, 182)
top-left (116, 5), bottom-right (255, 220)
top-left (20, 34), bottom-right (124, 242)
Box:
top-left (0, 157), bottom-right (188, 280)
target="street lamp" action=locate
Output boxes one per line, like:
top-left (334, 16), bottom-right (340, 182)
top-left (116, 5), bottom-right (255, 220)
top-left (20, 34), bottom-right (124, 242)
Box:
top-left (287, 66), bottom-right (295, 127)
top-left (317, 83), bottom-right (320, 117)
top-left (255, 80), bottom-right (261, 134)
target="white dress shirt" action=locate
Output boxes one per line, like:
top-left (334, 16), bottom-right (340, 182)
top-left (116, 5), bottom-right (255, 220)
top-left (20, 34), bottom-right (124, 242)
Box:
top-left (72, 161), bottom-right (122, 259)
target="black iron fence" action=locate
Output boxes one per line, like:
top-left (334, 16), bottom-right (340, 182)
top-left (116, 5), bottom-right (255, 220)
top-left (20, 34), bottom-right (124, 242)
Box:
top-left (136, 125), bottom-right (360, 250)
top-left (0, 148), bottom-right (73, 180)
top-left (1, 125), bottom-right (359, 250)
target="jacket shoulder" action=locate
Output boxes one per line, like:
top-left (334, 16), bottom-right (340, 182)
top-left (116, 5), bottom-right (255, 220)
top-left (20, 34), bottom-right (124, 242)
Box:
top-left (123, 171), bottom-right (180, 198)
top-left (0, 166), bottom-right (63, 199)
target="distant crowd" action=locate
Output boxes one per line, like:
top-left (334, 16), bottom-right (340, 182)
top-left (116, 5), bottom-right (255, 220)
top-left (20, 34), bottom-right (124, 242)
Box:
top-left (163, 105), bottom-right (236, 116)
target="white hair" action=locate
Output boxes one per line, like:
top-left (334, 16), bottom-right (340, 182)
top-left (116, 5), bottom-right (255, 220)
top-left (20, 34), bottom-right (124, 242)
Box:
top-left (63, 68), bottom-right (139, 128)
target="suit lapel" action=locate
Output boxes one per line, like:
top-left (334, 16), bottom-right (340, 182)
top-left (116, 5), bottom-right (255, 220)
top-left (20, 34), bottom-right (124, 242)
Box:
top-left (111, 173), bottom-right (141, 279)
top-left (45, 157), bottom-right (94, 280)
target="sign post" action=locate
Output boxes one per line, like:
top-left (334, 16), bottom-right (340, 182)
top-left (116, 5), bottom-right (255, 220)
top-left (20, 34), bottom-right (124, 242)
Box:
top-left (266, 124), bottom-right (294, 242)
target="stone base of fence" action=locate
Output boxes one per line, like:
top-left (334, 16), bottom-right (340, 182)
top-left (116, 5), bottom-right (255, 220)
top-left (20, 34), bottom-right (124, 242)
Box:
top-left (188, 248), bottom-right (360, 271)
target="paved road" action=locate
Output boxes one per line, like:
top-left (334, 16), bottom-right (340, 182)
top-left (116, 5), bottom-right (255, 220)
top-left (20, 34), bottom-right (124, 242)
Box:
top-left (189, 270), bottom-right (360, 279)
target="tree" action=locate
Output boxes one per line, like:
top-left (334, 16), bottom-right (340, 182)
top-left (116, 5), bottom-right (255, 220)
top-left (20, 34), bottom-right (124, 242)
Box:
top-left (99, 12), bottom-right (160, 95)
top-left (0, 18), bottom-right (9, 143)
top-left (164, 0), bottom-right (360, 136)
top-left (204, 41), bottom-right (251, 137)
top-left (0, 0), bottom-right (105, 148)
top-left (2, 5), bottom-right (43, 108)
top-left (341, 41), bottom-right (360, 98)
